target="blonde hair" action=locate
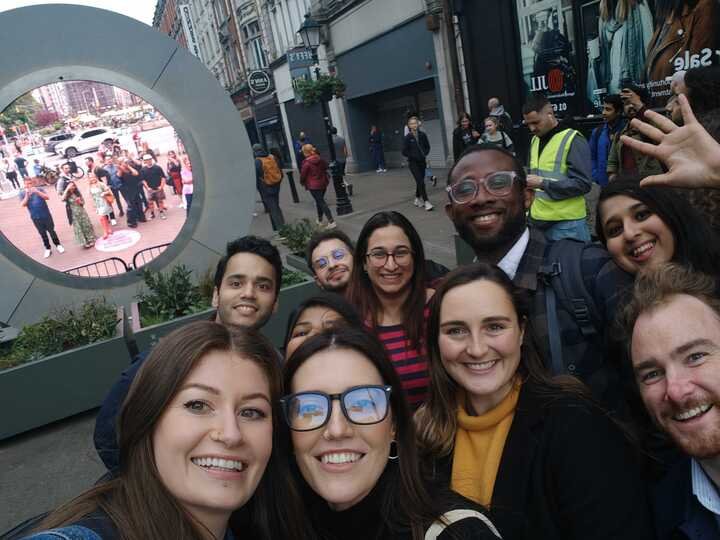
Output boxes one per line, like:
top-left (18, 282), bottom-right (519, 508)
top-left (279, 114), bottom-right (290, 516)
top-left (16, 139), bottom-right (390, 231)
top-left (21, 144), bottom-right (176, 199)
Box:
top-left (301, 143), bottom-right (316, 157)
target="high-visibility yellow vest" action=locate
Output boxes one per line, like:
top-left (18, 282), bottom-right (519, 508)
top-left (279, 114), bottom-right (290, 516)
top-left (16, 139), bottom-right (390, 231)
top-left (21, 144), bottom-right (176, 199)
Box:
top-left (529, 128), bottom-right (587, 221)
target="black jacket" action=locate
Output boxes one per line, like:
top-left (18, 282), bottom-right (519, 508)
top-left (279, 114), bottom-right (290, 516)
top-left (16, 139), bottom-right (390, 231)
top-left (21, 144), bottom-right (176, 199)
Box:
top-left (653, 457), bottom-right (720, 540)
top-left (402, 130), bottom-right (430, 163)
top-left (432, 381), bottom-right (655, 540)
top-left (452, 126), bottom-right (480, 161)
top-left (304, 468), bottom-right (500, 539)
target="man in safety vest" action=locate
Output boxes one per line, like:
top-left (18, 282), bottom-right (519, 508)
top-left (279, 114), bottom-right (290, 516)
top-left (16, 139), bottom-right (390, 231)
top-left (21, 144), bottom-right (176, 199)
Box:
top-left (522, 93), bottom-right (592, 242)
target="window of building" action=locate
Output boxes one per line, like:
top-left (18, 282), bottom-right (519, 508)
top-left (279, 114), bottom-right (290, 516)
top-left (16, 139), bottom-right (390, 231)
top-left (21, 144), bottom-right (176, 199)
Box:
top-left (243, 20), bottom-right (268, 69)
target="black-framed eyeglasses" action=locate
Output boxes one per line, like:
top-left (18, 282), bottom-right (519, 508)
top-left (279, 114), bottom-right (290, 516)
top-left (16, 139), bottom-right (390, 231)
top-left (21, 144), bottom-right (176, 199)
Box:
top-left (446, 171), bottom-right (517, 204)
top-left (365, 247), bottom-right (413, 268)
top-left (280, 385), bottom-right (392, 432)
top-left (313, 248), bottom-right (348, 270)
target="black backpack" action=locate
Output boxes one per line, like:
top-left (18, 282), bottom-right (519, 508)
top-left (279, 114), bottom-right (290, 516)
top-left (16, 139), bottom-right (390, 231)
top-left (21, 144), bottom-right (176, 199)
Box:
top-left (537, 239), bottom-right (603, 376)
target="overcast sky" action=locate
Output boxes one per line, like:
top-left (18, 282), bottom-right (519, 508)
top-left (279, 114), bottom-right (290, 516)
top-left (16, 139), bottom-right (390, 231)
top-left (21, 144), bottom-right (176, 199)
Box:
top-left (0, 1), bottom-right (156, 25)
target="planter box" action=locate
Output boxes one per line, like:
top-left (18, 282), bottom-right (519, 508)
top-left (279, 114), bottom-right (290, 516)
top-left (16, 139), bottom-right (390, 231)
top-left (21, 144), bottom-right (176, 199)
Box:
top-left (0, 307), bottom-right (131, 440)
top-left (129, 278), bottom-right (321, 352)
top-left (285, 252), bottom-right (312, 275)
top-left (129, 303), bottom-right (216, 353)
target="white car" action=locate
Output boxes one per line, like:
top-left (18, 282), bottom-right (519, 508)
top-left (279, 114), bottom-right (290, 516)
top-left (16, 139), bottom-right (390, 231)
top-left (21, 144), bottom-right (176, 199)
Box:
top-left (55, 127), bottom-right (117, 158)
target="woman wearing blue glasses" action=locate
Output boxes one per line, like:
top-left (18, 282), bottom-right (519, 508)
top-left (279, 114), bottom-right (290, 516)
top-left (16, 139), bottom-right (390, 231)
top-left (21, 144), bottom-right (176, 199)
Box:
top-left (280, 327), bottom-right (500, 539)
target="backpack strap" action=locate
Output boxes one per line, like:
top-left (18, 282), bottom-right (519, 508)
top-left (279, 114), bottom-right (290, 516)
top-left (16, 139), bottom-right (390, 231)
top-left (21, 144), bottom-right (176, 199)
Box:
top-left (537, 239), bottom-right (602, 375)
top-left (22, 525), bottom-right (102, 540)
top-left (424, 509), bottom-right (502, 539)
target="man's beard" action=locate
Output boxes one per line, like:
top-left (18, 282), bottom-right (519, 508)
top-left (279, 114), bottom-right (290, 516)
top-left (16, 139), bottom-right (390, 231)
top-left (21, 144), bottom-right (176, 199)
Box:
top-left (454, 208), bottom-right (527, 258)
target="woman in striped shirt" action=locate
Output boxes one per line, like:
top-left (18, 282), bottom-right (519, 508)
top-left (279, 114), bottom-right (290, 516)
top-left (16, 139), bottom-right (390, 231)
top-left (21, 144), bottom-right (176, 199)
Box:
top-left (347, 211), bottom-right (433, 408)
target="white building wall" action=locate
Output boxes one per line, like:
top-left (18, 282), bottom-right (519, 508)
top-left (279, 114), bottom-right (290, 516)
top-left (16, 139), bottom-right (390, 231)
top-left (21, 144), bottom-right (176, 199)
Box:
top-left (328, 0), bottom-right (424, 56)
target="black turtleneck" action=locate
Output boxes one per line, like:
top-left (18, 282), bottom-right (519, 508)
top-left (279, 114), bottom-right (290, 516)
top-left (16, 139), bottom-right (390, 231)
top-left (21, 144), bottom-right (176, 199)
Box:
top-left (537, 121), bottom-right (566, 155)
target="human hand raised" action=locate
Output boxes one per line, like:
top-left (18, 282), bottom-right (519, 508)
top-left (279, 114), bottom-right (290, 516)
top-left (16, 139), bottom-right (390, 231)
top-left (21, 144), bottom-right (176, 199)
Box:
top-left (620, 94), bottom-right (720, 189)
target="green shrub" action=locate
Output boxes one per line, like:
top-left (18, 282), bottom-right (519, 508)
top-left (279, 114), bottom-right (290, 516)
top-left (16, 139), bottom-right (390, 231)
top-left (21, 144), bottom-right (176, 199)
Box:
top-left (278, 218), bottom-right (320, 254)
top-left (136, 265), bottom-right (211, 327)
top-left (281, 267), bottom-right (309, 288)
top-left (0, 298), bottom-right (119, 371)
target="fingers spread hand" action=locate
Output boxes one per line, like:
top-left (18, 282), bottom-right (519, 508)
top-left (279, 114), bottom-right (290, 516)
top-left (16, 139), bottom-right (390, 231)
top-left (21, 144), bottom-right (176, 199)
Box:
top-left (679, 94), bottom-right (699, 125)
top-left (642, 109), bottom-right (678, 134)
top-left (631, 118), bottom-right (667, 143)
top-left (620, 135), bottom-right (661, 158)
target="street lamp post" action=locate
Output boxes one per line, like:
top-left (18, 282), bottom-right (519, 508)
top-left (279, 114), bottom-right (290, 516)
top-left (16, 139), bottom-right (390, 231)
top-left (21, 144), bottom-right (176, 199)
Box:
top-left (298, 14), bottom-right (352, 216)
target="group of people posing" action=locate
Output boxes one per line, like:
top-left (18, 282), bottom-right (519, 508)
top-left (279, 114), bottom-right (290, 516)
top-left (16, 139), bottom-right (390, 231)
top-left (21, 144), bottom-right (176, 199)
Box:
top-left (16, 79), bottom-right (720, 539)
top-left (18, 143), bottom-right (192, 259)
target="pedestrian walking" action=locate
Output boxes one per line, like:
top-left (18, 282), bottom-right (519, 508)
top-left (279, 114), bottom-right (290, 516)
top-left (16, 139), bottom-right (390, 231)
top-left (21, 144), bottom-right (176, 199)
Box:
top-left (117, 159), bottom-right (144, 228)
top-left (32, 159), bottom-right (42, 179)
top-left (300, 144), bottom-right (336, 229)
top-left (481, 116), bottom-right (514, 153)
top-left (401, 115), bottom-right (433, 211)
top-left (2, 158), bottom-right (20, 189)
top-left (14, 154), bottom-right (29, 179)
top-left (253, 143), bottom-right (286, 233)
top-left (166, 150), bottom-right (184, 208)
top-left (140, 154), bottom-right (168, 220)
top-left (331, 126), bottom-right (352, 195)
top-left (293, 131), bottom-right (309, 169)
top-left (55, 162), bottom-right (74, 226)
top-left (181, 155), bottom-right (193, 216)
top-left (452, 112), bottom-right (481, 161)
top-left (19, 177), bottom-right (65, 258)
top-left (369, 125), bottom-right (386, 172)
top-left (102, 154), bottom-right (125, 220)
top-left (88, 172), bottom-right (114, 240)
top-left (61, 179), bottom-right (96, 249)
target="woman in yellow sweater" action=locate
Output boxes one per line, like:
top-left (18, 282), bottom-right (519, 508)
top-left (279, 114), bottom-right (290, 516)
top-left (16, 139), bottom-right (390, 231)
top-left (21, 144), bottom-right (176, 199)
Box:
top-left (415, 263), bottom-right (655, 540)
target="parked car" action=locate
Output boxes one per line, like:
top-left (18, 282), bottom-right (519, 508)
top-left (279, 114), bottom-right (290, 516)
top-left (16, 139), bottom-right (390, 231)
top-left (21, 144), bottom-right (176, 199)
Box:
top-left (44, 132), bottom-right (74, 154)
top-left (55, 127), bottom-right (117, 158)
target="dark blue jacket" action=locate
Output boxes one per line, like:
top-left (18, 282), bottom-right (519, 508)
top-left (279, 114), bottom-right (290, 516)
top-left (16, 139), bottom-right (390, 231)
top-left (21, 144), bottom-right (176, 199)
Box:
top-left (589, 120), bottom-right (624, 187)
top-left (93, 350), bottom-right (149, 474)
top-left (654, 458), bottom-right (720, 540)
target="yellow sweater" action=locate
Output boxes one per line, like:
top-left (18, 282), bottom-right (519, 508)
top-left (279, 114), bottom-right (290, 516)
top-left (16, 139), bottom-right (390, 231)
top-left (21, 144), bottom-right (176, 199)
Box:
top-left (450, 383), bottom-right (521, 506)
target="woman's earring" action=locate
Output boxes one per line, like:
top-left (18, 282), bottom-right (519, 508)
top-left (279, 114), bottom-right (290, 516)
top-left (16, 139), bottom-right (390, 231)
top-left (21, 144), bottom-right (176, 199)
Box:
top-left (388, 439), bottom-right (399, 461)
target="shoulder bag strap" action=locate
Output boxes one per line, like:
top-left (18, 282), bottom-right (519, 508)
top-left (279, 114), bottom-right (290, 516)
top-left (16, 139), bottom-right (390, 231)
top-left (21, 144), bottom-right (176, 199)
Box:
top-left (425, 509), bottom-right (502, 539)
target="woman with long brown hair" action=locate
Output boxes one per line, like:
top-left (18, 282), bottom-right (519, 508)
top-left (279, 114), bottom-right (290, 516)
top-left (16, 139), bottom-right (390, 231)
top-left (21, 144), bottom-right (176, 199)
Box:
top-left (416, 263), bottom-right (654, 540)
top-left (280, 327), bottom-right (500, 539)
top-left (24, 321), bottom-right (305, 540)
top-left (347, 211), bottom-right (433, 409)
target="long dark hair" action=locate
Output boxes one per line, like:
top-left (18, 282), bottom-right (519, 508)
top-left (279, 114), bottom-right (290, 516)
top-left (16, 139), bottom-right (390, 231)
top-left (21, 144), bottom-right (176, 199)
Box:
top-left (283, 293), bottom-right (363, 350)
top-left (36, 321), bottom-right (306, 540)
top-left (416, 263), bottom-right (590, 457)
top-left (596, 177), bottom-right (720, 275)
top-left (282, 327), bottom-right (467, 539)
top-left (347, 211), bottom-right (428, 347)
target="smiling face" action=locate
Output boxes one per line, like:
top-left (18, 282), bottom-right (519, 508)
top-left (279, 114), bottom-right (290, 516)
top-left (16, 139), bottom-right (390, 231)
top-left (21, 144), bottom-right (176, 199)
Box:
top-left (285, 306), bottom-right (344, 359)
top-left (363, 225), bottom-right (414, 298)
top-left (632, 295), bottom-right (720, 459)
top-left (152, 349), bottom-right (273, 527)
top-left (461, 117), bottom-right (471, 129)
top-left (599, 195), bottom-right (675, 275)
top-left (311, 238), bottom-right (354, 293)
top-left (290, 348), bottom-right (394, 511)
top-left (438, 279), bottom-right (524, 414)
top-left (212, 253), bottom-right (278, 330)
top-left (446, 150), bottom-right (533, 257)
top-left (484, 119), bottom-right (497, 134)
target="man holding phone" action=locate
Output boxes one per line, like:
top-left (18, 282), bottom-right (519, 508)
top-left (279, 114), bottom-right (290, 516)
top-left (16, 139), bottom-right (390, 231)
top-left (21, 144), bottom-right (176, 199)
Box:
top-left (607, 83), bottom-right (664, 181)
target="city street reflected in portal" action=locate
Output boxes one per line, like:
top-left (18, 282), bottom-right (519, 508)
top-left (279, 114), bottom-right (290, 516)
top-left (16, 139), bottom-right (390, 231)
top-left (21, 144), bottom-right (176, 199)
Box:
top-left (0, 81), bottom-right (191, 277)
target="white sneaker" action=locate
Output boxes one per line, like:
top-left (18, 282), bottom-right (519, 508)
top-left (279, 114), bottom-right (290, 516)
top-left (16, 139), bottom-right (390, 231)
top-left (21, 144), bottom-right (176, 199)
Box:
top-left (315, 219), bottom-right (323, 227)
top-left (413, 197), bottom-right (422, 207)
top-left (326, 221), bottom-right (337, 229)
top-left (43, 248), bottom-right (51, 258)
top-left (424, 200), bottom-right (434, 211)
top-left (56, 244), bottom-right (65, 253)
top-left (382, 168), bottom-right (387, 172)
top-left (110, 218), bottom-right (117, 226)
top-left (376, 168), bottom-right (382, 173)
